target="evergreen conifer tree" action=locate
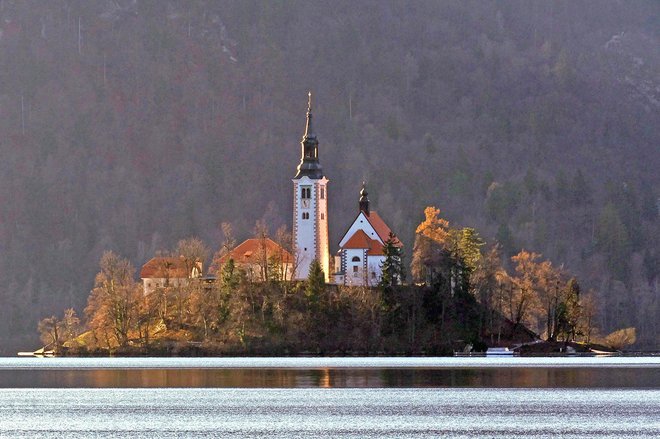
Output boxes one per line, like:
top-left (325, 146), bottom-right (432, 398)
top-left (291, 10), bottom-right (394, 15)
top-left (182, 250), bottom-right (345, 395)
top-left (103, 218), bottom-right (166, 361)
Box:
top-left (306, 259), bottom-right (325, 302)
top-left (221, 258), bottom-right (240, 292)
top-left (380, 233), bottom-right (406, 288)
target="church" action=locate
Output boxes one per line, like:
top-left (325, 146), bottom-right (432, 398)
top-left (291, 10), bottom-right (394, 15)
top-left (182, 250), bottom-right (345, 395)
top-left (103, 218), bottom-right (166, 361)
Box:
top-left (292, 93), bottom-right (330, 281)
top-left (333, 184), bottom-right (403, 286)
top-left (292, 94), bottom-right (401, 286)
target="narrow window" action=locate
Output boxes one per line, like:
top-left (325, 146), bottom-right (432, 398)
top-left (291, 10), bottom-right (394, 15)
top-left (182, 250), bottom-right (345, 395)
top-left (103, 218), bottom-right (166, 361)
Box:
top-left (352, 266), bottom-right (359, 277)
top-left (371, 271), bottom-right (376, 279)
top-left (320, 213), bottom-right (325, 220)
top-left (301, 187), bottom-right (311, 199)
top-left (320, 187), bottom-right (325, 199)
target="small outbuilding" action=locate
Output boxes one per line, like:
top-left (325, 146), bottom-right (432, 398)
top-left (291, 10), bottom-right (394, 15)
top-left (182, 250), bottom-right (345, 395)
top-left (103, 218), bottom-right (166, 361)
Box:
top-left (218, 238), bottom-right (295, 282)
top-left (140, 256), bottom-right (202, 295)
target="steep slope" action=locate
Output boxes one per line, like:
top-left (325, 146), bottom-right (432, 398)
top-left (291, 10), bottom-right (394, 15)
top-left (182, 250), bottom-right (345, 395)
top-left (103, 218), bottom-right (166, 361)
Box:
top-left (0, 0), bottom-right (657, 352)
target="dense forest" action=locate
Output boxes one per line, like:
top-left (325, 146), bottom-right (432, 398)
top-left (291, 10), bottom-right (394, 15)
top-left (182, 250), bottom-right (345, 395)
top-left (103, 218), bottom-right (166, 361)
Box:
top-left (0, 0), bottom-right (657, 353)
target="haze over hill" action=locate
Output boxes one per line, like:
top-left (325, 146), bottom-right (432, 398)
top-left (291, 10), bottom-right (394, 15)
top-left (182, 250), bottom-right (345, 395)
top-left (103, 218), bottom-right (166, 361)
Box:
top-left (0, 0), bottom-right (657, 352)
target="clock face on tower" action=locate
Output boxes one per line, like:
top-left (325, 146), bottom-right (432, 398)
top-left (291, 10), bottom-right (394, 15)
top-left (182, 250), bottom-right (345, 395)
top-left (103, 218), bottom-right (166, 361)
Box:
top-left (302, 199), bottom-right (310, 208)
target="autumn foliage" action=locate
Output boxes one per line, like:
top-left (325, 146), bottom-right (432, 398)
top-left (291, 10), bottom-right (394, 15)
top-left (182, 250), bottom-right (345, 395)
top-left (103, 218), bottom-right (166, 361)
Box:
top-left (42, 206), bottom-right (634, 354)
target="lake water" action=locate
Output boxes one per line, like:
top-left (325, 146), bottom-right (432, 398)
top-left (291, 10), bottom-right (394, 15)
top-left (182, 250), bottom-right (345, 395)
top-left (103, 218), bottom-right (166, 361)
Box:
top-left (0, 357), bottom-right (658, 438)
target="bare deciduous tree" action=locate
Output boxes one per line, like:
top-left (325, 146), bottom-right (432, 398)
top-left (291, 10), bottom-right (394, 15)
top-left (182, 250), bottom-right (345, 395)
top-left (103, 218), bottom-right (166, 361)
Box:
top-left (85, 251), bottom-right (141, 348)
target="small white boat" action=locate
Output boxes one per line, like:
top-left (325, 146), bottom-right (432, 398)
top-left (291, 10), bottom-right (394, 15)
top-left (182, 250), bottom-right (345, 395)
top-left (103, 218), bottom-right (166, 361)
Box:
top-left (486, 347), bottom-right (515, 356)
top-left (590, 348), bottom-right (616, 356)
top-left (17, 348), bottom-right (56, 357)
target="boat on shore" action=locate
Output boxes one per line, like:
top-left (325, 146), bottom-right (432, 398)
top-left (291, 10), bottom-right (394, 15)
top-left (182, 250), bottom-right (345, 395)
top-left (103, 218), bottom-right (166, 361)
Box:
top-left (17, 348), bottom-right (56, 357)
top-left (454, 347), bottom-right (518, 357)
top-left (486, 347), bottom-right (516, 356)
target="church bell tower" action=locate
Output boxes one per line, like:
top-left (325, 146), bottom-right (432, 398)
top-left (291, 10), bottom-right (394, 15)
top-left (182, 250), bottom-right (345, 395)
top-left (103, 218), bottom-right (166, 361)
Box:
top-left (292, 92), bottom-right (329, 281)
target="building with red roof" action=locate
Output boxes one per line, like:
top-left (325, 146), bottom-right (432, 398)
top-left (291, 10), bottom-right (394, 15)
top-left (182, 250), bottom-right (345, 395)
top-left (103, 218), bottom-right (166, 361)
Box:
top-left (140, 256), bottom-right (203, 295)
top-left (218, 238), bottom-right (295, 282)
top-left (333, 184), bottom-right (402, 286)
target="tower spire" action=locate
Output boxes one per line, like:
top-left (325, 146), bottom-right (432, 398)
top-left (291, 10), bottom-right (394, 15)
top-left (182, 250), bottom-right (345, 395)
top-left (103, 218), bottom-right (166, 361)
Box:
top-left (303, 91), bottom-right (316, 142)
top-left (359, 181), bottom-right (370, 215)
top-left (304, 91), bottom-right (315, 140)
top-left (292, 92), bottom-right (330, 282)
top-left (294, 91), bottom-right (322, 179)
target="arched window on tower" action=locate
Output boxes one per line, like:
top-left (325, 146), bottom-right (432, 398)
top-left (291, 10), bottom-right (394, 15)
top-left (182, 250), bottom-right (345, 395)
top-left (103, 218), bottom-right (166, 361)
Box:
top-left (351, 256), bottom-right (360, 262)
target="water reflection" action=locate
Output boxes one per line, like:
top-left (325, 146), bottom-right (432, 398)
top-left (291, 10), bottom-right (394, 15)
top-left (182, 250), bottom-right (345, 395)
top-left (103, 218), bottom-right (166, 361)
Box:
top-left (0, 366), bottom-right (657, 388)
top-left (1, 387), bottom-right (658, 438)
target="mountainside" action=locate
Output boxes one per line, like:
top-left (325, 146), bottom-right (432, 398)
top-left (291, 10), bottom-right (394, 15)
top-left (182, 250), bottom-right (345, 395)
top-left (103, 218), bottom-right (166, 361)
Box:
top-left (0, 0), bottom-right (657, 352)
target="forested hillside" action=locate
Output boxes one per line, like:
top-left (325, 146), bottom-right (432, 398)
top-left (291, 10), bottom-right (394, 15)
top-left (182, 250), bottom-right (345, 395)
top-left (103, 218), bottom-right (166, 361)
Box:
top-left (0, 0), bottom-right (657, 352)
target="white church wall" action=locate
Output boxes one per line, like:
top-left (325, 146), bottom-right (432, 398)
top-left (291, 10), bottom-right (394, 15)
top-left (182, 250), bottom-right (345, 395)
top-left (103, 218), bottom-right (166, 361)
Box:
top-left (343, 248), bottom-right (366, 286)
top-left (316, 177), bottom-right (330, 281)
top-left (338, 212), bottom-right (382, 248)
top-left (293, 175), bottom-right (329, 280)
top-left (293, 176), bottom-right (316, 279)
top-left (367, 255), bottom-right (386, 287)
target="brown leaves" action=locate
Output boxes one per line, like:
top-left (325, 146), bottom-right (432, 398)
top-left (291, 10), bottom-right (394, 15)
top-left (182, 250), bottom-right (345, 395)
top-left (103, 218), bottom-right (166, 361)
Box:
top-left (415, 206), bottom-right (450, 245)
top-left (84, 251), bottom-right (141, 349)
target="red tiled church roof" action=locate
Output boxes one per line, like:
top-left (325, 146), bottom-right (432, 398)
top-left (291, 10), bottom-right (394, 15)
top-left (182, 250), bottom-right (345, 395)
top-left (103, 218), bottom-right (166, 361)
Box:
top-left (367, 211), bottom-right (402, 247)
top-left (367, 236), bottom-right (385, 256)
top-left (342, 229), bottom-right (386, 256)
top-left (342, 229), bottom-right (373, 249)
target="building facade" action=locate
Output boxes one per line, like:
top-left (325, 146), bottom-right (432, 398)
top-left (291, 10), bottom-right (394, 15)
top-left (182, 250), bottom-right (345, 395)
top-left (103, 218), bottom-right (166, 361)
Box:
top-left (218, 238), bottom-right (294, 282)
top-left (140, 257), bottom-right (202, 296)
top-left (292, 93), bottom-right (330, 281)
top-left (333, 185), bottom-right (402, 286)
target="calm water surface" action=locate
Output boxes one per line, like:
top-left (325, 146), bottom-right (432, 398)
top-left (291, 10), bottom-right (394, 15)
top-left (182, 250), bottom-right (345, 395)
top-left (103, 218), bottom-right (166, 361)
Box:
top-left (0, 356), bottom-right (657, 388)
top-left (1, 388), bottom-right (658, 438)
top-left (0, 357), bottom-right (657, 438)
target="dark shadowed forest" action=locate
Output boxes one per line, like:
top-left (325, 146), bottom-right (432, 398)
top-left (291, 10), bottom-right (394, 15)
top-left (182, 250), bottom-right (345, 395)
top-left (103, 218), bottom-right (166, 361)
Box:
top-left (0, 0), bottom-right (657, 353)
